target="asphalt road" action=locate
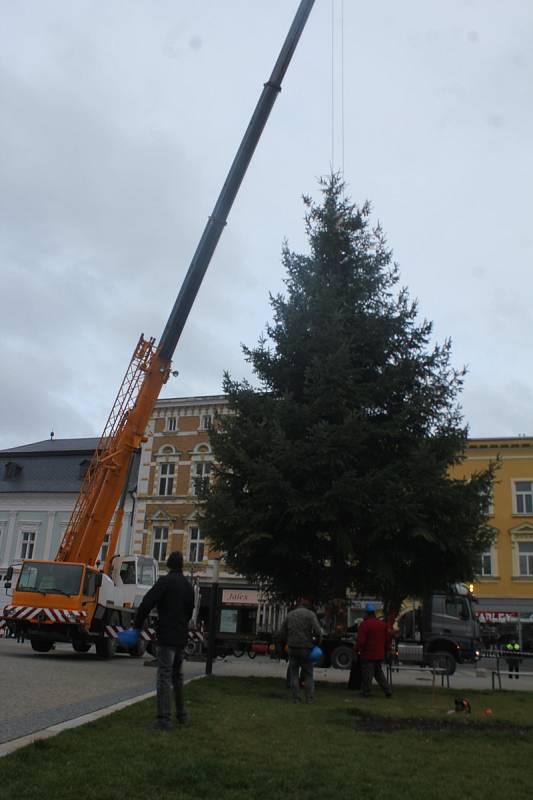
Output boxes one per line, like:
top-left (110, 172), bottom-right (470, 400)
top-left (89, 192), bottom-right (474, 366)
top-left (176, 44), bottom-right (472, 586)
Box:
top-left (0, 637), bottom-right (205, 744)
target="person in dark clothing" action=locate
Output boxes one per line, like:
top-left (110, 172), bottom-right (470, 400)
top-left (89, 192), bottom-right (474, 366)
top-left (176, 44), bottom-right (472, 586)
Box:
top-left (134, 551), bottom-right (195, 730)
top-left (280, 597), bottom-right (322, 704)
top-left (355, 603), bottom-right (392, 698)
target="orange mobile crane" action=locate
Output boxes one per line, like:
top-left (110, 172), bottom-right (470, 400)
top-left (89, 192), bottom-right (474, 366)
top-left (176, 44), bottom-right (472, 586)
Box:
top-left (1, 1), bottom-right (315, 657)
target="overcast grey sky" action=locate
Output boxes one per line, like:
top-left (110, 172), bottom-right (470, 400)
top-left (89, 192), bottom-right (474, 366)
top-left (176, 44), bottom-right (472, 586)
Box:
top-left (1, 0), bottom-right (532, 450)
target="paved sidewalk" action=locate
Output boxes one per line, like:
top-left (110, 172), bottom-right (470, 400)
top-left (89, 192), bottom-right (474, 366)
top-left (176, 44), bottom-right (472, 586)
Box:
top-left (212, 655), bottom-right (533, 692)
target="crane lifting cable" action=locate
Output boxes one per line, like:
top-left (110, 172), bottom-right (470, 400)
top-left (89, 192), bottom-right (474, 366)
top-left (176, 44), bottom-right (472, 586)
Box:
top-left (330, 0), bottom-right (345, 179)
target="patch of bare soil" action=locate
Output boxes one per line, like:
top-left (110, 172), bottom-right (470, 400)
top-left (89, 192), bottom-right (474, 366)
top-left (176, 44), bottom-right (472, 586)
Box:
top-left (349, 709), bottom-right (532, 735)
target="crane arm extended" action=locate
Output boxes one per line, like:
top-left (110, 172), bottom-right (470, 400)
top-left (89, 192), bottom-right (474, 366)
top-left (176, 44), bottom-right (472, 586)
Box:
top-left (56, 0), bottom-right (315, 568)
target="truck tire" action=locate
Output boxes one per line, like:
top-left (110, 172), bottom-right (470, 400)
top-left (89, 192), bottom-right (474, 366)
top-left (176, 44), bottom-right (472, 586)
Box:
top-left (72, 640), bottom-right (92, 653)
top-left (128, 639), bottom-right (147, 658)
top-left (330, 645), bottom-right (353, 670)
top-left (430, 651), bottom-right (456, 676)
top-left (30, 637), bottom-right (54, 653)
top-left (184, 639), bottom-right (197, 657)
top-left (95, 636), bottom-right (117, 659)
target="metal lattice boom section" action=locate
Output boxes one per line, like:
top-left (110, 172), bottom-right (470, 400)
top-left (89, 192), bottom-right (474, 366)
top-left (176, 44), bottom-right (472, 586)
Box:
top-left (56, 336), bottom-right (156, 563)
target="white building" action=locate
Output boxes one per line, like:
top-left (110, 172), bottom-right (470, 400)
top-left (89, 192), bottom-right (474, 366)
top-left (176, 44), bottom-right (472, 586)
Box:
top-left (0, 437), bottom-right (138, 599)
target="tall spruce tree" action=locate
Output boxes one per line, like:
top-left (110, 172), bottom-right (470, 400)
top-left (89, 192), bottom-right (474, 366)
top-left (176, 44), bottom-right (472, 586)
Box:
top-left (202, 175), bottom-right (494, 613)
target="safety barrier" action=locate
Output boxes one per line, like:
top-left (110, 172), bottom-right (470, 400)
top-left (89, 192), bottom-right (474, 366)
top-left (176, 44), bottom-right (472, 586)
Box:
top-left (386, 664), bottom-right (450, 689)
top-left (483, 650), bottom-right (533, 690)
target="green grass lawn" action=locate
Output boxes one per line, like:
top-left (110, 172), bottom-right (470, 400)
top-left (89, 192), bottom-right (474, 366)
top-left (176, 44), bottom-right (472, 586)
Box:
top-left (3, 677), bottom-right (533, 800)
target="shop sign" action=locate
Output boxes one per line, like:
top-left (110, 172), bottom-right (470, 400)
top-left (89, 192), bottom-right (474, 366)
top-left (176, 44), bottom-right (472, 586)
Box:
top-left (222, 589), bottom-right (259, 606)
top-left (476, 611), bottom-right (519, 624)
top-left (350, 600), bottom-right (383, 610)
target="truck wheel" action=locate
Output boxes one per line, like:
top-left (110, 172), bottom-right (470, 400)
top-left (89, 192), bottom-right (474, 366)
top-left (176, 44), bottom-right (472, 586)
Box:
top-left (95, 637), bottom-right (117, 659)
top-left (30, 637), bottom-right (54, 653)
top-left (330, 645), bottom-right (353, 670)
top-left (232, 647), bottom-right (245, 658)
top-left (72, 640), bottom-right (92, 653)
top-left (184, 640), bottom-right (197, 657)
top-left (128, 639), bottom-right (147, 658)
top-left (430, 651), bottom-right (456, 675)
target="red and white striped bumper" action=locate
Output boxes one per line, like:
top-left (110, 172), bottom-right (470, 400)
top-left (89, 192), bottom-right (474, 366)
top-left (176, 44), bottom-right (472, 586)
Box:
top-left (105, 626), bottom-right (205, 643)
top-left (2, 604), bottom-right (87, 624)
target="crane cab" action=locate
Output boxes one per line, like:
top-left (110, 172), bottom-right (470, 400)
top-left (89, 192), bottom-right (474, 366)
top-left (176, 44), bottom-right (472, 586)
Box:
top-left (108, 554), bottom-right (158, 609)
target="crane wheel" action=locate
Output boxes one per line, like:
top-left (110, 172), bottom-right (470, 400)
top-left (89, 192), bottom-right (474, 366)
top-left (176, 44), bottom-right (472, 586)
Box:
top-left (128, 639), bottom-right (147, 658)
top-left (72, 640), bottom-right (92, 654)
top-left (95, 637), bottom-right (117, 659)
top-left (30, 637), bottom-right (54, 653)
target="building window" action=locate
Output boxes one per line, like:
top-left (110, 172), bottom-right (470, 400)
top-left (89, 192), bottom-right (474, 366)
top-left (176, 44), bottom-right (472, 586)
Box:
top-left (158, 463), bottom-right (175, 495)
top-left (153, 526), bottom-right (169, 562)
top-left (481, 487), bottom-right (494, 516)
top-left (515, 481), bottom-right (533, 514)
top-left (4, 462), bottom-right (22, 480)
top-left (20, 531), bottom-right (35, 560)
top-left (202, 415), bottom-right (212, 431)
top-left (167, 417), bottom-right (177, 431)
top-left (193, 461), bottom-right (212, 495)
top-left (476, 551), bottom-right (492, 577)
top-left (189, 527), bottom-right (205, 563)
top-left (518, 542), bottom-right (533, 576)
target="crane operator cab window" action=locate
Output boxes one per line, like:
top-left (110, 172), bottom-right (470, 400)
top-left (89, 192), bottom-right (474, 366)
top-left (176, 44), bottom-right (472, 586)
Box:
top-left (137, 557), bottom-right (157, 587)
top-left (83, 569), bottom-right (98, 597)
top-left (120, 561), bottom-right (137, 585)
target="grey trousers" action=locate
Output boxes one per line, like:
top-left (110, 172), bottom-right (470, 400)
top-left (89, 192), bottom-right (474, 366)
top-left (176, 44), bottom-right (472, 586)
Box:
top-left (360, 659), bottom-right (391, 696)
top-left (156, 645), bottom-right (187, 723)
top-left (288, 647), bottom-right (314, 701)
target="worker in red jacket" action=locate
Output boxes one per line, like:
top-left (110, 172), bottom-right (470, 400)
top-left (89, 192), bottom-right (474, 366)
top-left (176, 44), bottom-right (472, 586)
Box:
top-left (355, 602), bottom-right (392, 698)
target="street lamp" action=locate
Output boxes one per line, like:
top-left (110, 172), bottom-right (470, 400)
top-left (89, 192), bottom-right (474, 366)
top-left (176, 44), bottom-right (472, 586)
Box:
top-left (205, 558), bottom-right (221, 675)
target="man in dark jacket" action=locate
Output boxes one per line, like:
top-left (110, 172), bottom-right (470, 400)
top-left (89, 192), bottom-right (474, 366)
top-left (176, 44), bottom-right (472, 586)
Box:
top-left (134, 551), bottom-right (195, 730)
top-left (280, 597), bottom-right (322, 703)
top-left (355, 602), bottom-right (392, 698)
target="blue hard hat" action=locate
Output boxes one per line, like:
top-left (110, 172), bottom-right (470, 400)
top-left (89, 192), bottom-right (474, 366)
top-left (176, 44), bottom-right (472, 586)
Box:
top-left (310, 645), bottom-right (323, 663)
top-left (117, 628), bottom-right (140, 647)
top-left (365, 602), bottom-right (376, 613)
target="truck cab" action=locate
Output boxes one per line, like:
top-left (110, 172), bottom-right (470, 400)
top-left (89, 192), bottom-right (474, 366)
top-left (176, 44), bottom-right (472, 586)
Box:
top-left (3, 554), bottom-right (158, 656)
top-left (396, 584), bottom-right (482, 674)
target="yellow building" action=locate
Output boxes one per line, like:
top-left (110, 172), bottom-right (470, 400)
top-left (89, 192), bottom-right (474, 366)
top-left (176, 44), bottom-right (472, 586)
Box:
top-left (456, 437), bottom-right (533, 648)
top-left (132, 400), bottom-right (533, 645)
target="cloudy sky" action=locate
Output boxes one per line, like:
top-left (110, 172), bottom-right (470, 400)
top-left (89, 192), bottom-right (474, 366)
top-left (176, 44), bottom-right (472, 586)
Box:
top-left (1, 0), bottom-right (532, 450)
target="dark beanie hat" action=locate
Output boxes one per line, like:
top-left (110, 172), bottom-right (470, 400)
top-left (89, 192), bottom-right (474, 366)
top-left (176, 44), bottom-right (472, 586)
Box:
top-left (166, 551), bottom-right (184, 571)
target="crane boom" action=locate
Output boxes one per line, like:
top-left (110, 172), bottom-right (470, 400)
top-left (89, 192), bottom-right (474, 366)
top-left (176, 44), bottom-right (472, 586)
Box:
top-left (56, 0), bottom-right (315, 569)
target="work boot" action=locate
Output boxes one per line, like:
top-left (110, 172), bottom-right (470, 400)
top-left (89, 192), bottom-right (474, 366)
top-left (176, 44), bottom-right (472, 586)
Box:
top-left (153, 720), bottom-right (171, 732)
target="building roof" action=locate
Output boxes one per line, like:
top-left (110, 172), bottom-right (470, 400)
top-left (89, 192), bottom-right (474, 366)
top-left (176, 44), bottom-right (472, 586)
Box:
top-left (0, 438), bottom-right (139, 494)
top-left (1, 438), bottom-right (99, 455)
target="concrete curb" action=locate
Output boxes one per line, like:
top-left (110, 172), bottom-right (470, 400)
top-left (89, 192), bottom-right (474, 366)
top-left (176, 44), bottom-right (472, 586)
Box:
top-left (0, 673), bottom-right (207, 759)
top-left (0, 690), bottom-right (154, 758)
